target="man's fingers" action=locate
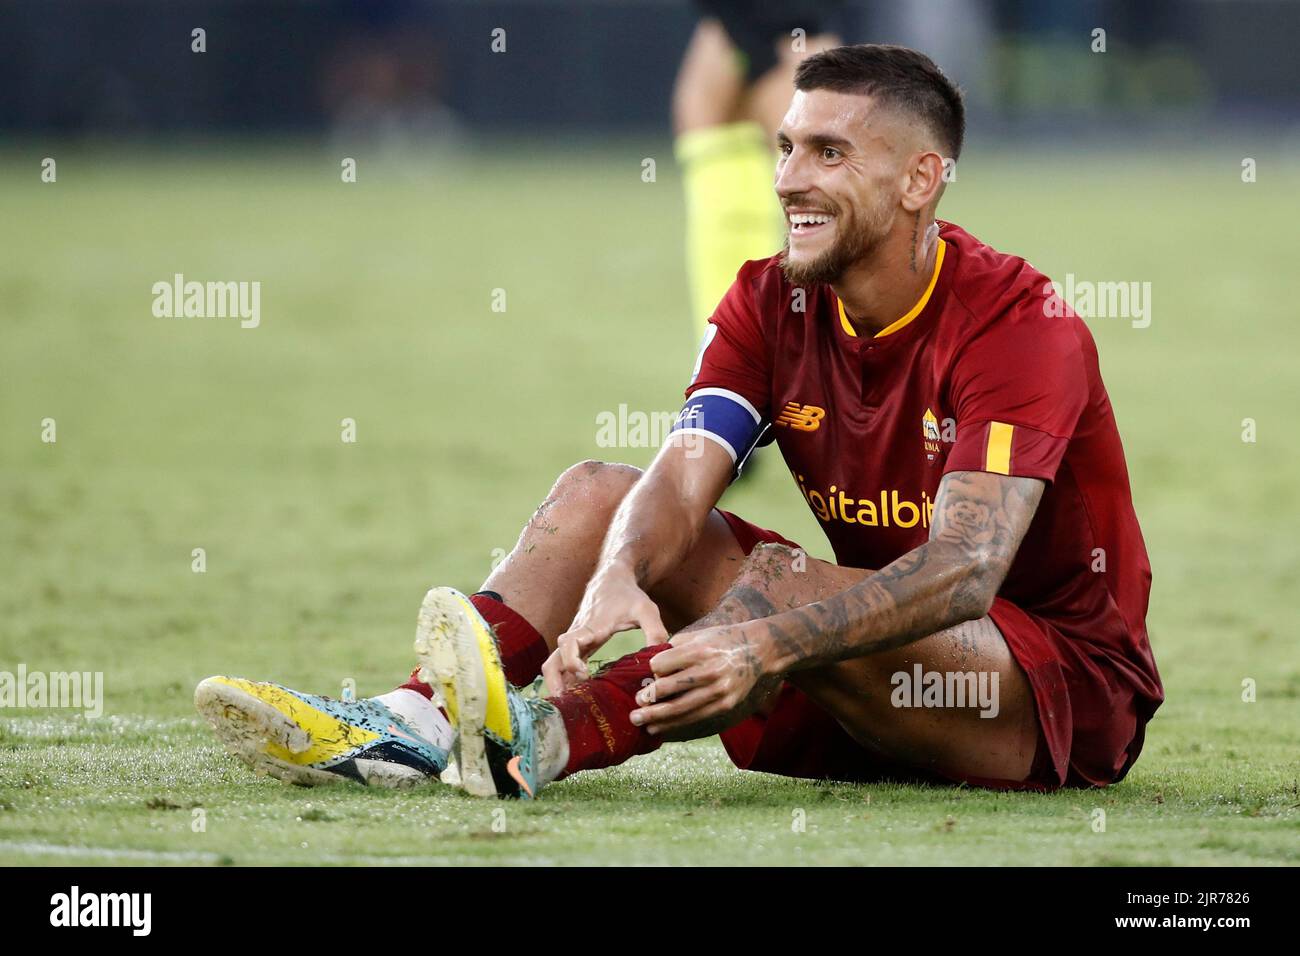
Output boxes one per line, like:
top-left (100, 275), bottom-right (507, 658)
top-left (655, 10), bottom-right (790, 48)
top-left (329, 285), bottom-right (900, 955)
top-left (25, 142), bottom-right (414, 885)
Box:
top-left (559, 624), bottom-right (600, 654)
top-left (648, 642), bottom-right (699, 677)
top-left (557, 634), bottom-right (588, 686)
top-left (559, 629), bottom-right (594, 661)
top-left (543, 631), bottom-right (587, 694)
top-left (548, 586), bottom-right (672, 689)
top-left (541, 648), bottom-right (566, 695)
top-left (646, 697), bottom-right (731, 737)
top-left (667, 629), bottom-right (702, 648)
top-left (634, 669), bottom-right (700, 706)
top-left (630, 682), bottom-right (720, 729)
top-left (636, 599), bottom-right (670, 646)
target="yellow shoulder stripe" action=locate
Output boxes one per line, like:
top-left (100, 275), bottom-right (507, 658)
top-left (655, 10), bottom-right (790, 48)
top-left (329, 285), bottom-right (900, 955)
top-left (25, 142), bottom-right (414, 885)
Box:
top-left (985, 422), bottom-right (1014, 475)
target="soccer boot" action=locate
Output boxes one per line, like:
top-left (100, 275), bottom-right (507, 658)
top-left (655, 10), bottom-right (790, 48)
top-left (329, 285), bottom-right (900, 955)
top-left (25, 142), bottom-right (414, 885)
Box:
top-left (412, 586), bottom-right (563, 798)
top-left (195, 676), bottom-right (450, 788)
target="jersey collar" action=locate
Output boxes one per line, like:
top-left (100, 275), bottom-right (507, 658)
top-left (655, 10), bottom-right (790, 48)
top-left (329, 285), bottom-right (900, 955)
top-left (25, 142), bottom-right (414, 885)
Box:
top-left (836, 238), bottom-right (947, 340)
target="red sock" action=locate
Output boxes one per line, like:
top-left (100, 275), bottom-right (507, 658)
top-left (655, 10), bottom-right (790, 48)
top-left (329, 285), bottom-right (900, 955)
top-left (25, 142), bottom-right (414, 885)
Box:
top-left (397, 667), bottom-right (437, 699)
top-left (548, 644), bottom-right (669, 777)
top-left (397, 591), bottom-right (550, 698)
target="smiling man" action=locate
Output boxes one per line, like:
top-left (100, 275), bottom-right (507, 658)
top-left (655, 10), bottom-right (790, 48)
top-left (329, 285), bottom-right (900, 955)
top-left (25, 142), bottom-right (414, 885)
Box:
top-left (197, 45), bottom-right (1163, 798)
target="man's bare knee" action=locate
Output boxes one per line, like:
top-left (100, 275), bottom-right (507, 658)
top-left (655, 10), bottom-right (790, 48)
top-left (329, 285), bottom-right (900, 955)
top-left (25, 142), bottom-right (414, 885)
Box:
top-left (489, 461), bottom-right (643, 635)
top-left (542, 460), bottom-right (641, 521)
top-left (722, 543), bottom-right (864, 616)
top-left (682, 543), bottom-right (803, 630)
top-left (737, 543), bottom-right (800, 582)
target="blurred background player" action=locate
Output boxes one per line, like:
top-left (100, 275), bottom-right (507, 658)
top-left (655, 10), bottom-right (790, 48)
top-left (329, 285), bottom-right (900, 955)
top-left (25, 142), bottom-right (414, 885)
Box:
top-left (674, 1), bottom-right (846, 338)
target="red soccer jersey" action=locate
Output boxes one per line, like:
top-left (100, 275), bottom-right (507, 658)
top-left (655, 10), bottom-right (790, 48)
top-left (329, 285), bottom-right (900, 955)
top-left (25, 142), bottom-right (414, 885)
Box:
top-left (687, 221), bottom-right (1163, 711)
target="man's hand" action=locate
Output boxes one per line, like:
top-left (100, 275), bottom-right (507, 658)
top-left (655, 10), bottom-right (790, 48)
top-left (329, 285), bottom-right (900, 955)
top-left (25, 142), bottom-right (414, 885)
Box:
top-left (628, 621), bottom-right (779, 737)
top-left (543, 436), bottom-right (735, 695)
top-left (543, 565), bottom-right (670, 694)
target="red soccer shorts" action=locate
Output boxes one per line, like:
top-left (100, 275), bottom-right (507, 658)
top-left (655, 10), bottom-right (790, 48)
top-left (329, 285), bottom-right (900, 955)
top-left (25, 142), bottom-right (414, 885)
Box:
top-left (714, 509), bottom-right (1156, 791)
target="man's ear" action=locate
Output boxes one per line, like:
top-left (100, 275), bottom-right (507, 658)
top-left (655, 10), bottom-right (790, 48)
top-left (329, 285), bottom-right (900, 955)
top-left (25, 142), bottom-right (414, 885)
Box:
top-left (900, 151), bottom-right (946, 213)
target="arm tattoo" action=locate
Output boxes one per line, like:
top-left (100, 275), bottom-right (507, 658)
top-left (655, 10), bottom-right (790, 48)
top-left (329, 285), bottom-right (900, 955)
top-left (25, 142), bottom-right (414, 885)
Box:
top-left (767, 472), bottom-right (1045, 671)
top-left (679, 584), bottom-right (778, 634)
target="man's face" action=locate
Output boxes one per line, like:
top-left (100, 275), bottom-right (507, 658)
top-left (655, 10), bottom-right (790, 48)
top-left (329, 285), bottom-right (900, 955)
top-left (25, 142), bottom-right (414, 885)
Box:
top-left (775, 89), bottom-right (906, 285)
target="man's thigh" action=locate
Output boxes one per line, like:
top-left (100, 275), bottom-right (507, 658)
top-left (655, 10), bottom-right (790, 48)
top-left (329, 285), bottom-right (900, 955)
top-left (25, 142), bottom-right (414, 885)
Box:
top-left (786, 615), bottom-right (1041, 784)
top-left (649, 508), bottom-right (799, 632)
top-left (693, 513), bottom-right (1041, 784)
top-left (694, 512), bottom-right (1151, 789)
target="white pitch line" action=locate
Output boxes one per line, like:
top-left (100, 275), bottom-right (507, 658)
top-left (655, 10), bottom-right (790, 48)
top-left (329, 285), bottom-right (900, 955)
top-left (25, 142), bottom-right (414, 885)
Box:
top-left (0, 841), bottom-right (223, 864)
top-left (0, 840), bottom-right (568, 867)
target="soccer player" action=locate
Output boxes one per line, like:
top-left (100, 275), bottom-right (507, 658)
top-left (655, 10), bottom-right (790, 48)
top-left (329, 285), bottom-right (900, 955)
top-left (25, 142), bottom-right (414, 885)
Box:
top-left (676, 1), bottom-right (843, 336)
top-left (197, 45), bottom-right (1163, 798)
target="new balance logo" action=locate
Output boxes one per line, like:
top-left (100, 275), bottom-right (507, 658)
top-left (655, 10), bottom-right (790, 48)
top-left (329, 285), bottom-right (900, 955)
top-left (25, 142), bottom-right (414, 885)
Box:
top-left (775, 402), bottom-right (825, 432)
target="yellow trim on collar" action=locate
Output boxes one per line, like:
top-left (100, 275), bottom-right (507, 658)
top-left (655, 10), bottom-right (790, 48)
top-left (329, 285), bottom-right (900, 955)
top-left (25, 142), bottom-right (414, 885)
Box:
top-left (837, 238), bottom-right (947, 339)
top-left (837, 298), bottom-right (857, 337)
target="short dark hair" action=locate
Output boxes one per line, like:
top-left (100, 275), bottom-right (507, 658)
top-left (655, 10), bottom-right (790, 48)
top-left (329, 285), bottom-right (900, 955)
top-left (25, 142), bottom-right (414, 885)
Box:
top-left (794, 44), bottom-right (965, 160)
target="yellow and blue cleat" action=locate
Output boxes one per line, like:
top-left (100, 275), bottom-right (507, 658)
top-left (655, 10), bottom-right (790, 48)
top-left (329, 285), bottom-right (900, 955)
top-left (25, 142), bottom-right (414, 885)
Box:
top-left (194, 676), bottom-right (449, 788)
top-left (413, 587), bottom-right (556, 799)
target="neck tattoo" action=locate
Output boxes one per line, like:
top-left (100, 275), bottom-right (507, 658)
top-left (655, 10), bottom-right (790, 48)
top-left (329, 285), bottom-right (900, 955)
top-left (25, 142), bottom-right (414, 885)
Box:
top-left (909, 211), bottom-right (920, 273)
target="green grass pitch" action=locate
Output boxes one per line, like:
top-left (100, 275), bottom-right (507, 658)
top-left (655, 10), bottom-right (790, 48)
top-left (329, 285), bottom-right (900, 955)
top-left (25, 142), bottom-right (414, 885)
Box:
top-left (1, 141), bottom-right (1297, 865)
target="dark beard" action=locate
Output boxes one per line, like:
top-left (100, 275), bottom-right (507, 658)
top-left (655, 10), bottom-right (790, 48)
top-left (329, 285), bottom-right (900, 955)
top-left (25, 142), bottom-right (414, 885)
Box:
top-left (778, 211), bottom-right (879, 286)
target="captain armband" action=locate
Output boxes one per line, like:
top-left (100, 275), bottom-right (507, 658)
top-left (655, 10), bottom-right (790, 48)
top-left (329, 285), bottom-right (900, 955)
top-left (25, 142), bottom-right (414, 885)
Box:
top-left (668, 388), bottom-right (769, 476)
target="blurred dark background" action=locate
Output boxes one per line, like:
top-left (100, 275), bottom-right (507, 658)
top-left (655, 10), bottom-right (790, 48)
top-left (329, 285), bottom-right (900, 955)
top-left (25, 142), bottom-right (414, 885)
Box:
top-left (2, 0), bottom-right (1297, 138)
